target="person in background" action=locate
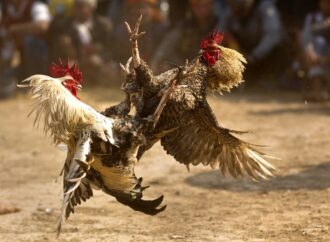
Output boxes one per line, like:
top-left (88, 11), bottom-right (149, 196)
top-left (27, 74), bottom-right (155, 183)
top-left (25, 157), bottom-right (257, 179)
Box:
top-left (273, 0), bottom-right (318, 90)
top-left (167, 0), bottom-right (188, 27)
top-left (214, 0), bottom-right (228, 23)
top-left (166, 0), bottom-right (226, 28)
top-left (113, 0), bottom-right (167, 66)
top-left (222, 0), bottom-right (288, 86)
top-left (96, 0), bottom-right (110, 16)
top-left (48, 0), bottom-right (74, 17)
top-left (151, 0), bottom-right (217, 72)
top-left (49, 0), bottom-right (114, 84)
top-left (301, 0), bottom-right (330, 102)
top-left (0, 0), bottom-right (50, 99)
top-left (276, 0), bottom-right (318, 33)
top-left (0, 25), bottom-right (16, 99)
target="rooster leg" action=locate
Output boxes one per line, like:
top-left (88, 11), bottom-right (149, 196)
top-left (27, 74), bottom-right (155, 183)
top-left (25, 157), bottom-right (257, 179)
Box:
top-left (150, 78), bottom-right (177, 128)
top-left (119, 57), bottom-right (133, 79)
top-left (148, 62), bottom-right (195, 128)
top-left (125, 15), bottom-right (146, 68)
top-left (150, 62), bottom-right (196, 126)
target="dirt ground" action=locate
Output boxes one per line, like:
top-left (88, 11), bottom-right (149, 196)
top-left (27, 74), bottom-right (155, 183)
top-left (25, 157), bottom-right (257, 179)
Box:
top-left (1, 88), bottom-right (330, 242)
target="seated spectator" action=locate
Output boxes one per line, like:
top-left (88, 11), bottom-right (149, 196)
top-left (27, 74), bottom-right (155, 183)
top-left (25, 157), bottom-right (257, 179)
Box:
top-left (273, 0), bottom-right (319, 91)
top-left (152, 0), bottom-right (218, 72)
top-left (222, 0), bottom-right (289, 86)
top-left (167, 0), bottom-right (188, 27)
top-left (0, 27), bottom-right (16, 99)
top-left (49, 0), bottom-right (114, 84)
top-left (96, 0), bottom-right (112, 18)
top-left (214, 0), bottom-right (228, 24)
top-left (276, 0), bottom-right (318, 31)
top-left (0, 0), bottom-right (50, 79)
top-left (48, 0), bottom-right (75, 17)
top-left (106, 0), bottom-right (124, 25)
top-left (113, 0), bottom-right (167, 66)
top-left (166, 0), bottom-right (226, 27)
top-left (301, 0), bottom-right (330, 102)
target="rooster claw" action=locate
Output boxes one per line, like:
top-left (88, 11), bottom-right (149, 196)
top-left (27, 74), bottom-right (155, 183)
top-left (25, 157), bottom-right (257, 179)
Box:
top-left (140, 194), bottom-right (164, 208)
top-left (125, 15), bottom-right (146, 41)
top-left (124, 15), bottom-right (145, 67)
top-left (115, 194), bottom-right (166, 216)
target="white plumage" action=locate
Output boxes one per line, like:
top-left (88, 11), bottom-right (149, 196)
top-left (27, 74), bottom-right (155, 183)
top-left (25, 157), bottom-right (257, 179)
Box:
top-left (19, 74), bottom-right (116, 145)
top-left (19, 73), bottom-right (168, 236)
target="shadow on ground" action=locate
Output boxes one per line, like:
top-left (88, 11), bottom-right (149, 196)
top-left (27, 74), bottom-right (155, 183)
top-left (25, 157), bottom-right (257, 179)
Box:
top-left (218, 90), bottom-right (302, 104)
top-left (249, 106), bottom-right (330, 116)
top-left (185, 162), bottom-right (330, 192)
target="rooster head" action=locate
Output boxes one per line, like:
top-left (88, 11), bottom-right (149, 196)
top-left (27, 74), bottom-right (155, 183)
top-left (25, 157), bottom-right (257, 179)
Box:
top-left (49, 60), bottom-right (83, 97)
top-left (200, 31), bottom-right (224, 66)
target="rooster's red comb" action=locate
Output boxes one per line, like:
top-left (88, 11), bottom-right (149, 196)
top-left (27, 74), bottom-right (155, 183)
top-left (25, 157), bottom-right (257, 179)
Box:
top-left (200, 31), bottom-right (224, 66)
top-left (49, 60), bottom-right (83, 84)
top-left (200, 31), bottom-right (224, 50)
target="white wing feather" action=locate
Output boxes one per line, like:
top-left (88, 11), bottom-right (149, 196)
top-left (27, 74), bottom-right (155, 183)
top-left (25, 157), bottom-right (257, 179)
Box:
top-left (19, 74), bottom-right (116, 145)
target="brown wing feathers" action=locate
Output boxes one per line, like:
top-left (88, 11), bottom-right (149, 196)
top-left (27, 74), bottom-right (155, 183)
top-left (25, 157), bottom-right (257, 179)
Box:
top-left (161, 101), bottom-right (276, 180)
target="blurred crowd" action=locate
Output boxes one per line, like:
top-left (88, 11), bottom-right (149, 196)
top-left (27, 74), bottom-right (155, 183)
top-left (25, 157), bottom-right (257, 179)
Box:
top-left (0, 0), bottom-right (330, 102)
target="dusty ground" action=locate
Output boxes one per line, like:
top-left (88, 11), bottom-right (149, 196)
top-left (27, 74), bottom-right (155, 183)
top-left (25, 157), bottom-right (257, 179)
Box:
top-left (1, 88), bottom-right (330, 242)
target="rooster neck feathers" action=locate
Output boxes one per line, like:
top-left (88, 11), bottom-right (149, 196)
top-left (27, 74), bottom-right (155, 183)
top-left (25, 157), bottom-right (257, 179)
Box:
top-left (18, 60), bottom-right (116, 146)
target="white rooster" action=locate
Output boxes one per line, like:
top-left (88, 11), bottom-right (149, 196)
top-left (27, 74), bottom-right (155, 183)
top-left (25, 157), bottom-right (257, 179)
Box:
top-left (19, 61), bottom-right (166, 236)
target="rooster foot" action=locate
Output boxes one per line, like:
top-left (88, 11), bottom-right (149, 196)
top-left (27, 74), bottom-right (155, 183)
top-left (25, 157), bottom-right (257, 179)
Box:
top-left (124, 15), bottom-right (145, 67)
top-left (125, 15), bottom-right (146, 42)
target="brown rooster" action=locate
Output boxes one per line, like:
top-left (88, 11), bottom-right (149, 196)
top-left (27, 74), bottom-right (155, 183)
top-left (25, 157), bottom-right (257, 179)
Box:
top-left (104, 15), bottom-right (277, 180)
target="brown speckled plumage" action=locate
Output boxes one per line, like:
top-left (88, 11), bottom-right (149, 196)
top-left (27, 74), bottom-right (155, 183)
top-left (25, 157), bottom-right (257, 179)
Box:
top-left (21, 16), bottom-right (276, 237)
top-left (105, 15), bottom-right (276, 181)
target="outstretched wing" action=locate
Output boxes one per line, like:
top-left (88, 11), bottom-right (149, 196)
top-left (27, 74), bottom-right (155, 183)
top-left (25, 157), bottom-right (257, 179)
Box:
top-left (18, 74), bottom-right (115, 145)
top-left (161, 100), bottom-right (276, 180)
top-left (56, 153), bottom-right (93, 237)
top-left (56, 130), bottom-right (95, 237)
